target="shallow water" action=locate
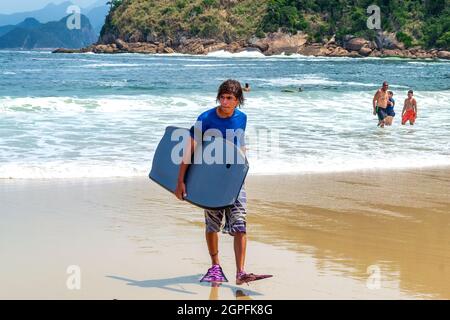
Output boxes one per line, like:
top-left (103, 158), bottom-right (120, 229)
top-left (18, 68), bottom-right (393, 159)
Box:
top-left (0, 50), bottom-right (449, 178)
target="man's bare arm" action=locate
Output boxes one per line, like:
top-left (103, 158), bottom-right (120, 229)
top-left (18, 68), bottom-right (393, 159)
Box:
top-left (373, 91), bottom-right (379, 114)
top-left (175, 137), bottom-right (197, 200)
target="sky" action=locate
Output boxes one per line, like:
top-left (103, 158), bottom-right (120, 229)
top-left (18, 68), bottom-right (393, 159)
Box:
top-left (0, 1), bottom-right (103, 14)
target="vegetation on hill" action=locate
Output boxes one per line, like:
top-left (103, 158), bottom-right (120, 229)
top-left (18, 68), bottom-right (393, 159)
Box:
top-left (101, 0), bottom-right (450, 50)
top-left (101, 0), bottom-right (267, 42)
top-left (260, 0), bottom-right (450, 49)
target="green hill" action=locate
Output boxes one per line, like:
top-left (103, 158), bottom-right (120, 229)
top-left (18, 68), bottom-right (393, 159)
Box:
top-left (100, 0), bottom-right (449, 50)
top-left (100, 0), bottom-right (267, 43)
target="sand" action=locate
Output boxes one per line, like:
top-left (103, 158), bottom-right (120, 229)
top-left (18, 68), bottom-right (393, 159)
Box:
top-left (1, 167), bottom-right (449, 299)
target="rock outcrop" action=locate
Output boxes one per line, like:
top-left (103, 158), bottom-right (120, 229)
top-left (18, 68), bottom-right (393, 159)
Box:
top-left (437, 51), bottom-right (450, 59)
top-left (250, 32), bottom-right (308, 55)
top-left (53, 31), bottom-right (450, 60)
top-left (343, 37), bottom-right (368, 51)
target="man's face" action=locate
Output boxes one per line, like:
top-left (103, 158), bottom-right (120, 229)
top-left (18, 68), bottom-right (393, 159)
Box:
top-left (219, 93), bottom-right (239, 111)
top-left (408, 92), bottom-right (413, 98)
top-left (382, 83), bottom-right (389, 91)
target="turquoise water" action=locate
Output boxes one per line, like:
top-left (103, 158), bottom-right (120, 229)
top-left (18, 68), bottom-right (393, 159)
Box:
top-left (0, 50), bottom-right (449, 178)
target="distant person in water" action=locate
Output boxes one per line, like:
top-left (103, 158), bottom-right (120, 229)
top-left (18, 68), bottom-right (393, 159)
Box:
top-left (373, 81), bottom-right (390, 127)
top-left (281, 87), bottom-right (303, 93)
top-left (385, 91), bottom-right (396, 126)
top-left (402, 90), bottom-right (418, 125)
top-left (243, 83), bottom-right (251, 92)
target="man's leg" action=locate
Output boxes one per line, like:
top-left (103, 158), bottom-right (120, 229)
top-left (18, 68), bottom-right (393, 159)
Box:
top-left (380, 112), bottom-right (386, 127)
top-left (377, 109), bottom-right (386, 127)
top-left (385, 116), bottom-right (391, 125)
top-left (200, 229), bottom-right (228, 283)
top-left (234, 232), bottom-right (247, 273)
top-left (206, 231), bottom-right (220, 265)
top-left (234, 231), bottom-right (273, 285)
top-left (200, 209), bottom-right (229, 283)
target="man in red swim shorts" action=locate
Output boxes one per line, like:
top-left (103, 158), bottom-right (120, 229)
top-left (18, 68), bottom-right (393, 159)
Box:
top-left (402, 90), bottom-right (418, 125)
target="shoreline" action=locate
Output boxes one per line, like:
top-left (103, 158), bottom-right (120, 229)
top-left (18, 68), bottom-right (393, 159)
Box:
top-left (2, 164), bottom-right (450, 181)
top-left (51, 33), bottom-right (450, 60)
top-left (2, 47), bottom-right (450, 61)
top-left (53, 44), bottom-right (450, 60)
top-left (1, 167), bottom-right (449, 299)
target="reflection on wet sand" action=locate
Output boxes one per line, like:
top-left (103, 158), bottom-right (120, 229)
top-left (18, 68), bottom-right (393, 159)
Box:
top-left (208, 282), bottom-right (253, 300)
top-left (246, 169), bottom-right (450, 299)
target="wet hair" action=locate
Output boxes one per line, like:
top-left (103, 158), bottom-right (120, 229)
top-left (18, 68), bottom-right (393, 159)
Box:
top-left (408, 90), bottom-right (414, 94)
top-left (216, 79), bottom-right (245, 106)
top-left (388, 91), bottom-right (393, 95)
top-left (245, 83), bottom-right (249, 87)
top-left (383, 81), bottom-right (389, 86)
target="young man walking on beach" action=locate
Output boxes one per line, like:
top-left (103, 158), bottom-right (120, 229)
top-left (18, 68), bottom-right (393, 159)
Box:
top-left (373, 81), bottom-right (390, 127)
top-left (174, 79), bottom-right (272, 285)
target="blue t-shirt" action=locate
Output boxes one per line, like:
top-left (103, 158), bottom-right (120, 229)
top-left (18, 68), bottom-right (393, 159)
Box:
top-left (189, 107), bottom-right (247, 147)
top-left (387, 98), bottom-right (395, 109)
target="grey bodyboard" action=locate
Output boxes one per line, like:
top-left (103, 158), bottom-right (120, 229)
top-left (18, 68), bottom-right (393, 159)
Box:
top-left (149, 126), bottom-right (249, 209)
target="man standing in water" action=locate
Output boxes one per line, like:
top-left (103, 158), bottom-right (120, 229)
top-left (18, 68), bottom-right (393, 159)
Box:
top-left (402, 90), bottom-right (418, 125)
top-left (373, 81), bottom-right (390, 127)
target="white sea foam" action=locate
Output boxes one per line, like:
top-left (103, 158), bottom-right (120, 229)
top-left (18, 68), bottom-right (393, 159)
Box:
top-left (1, 152), bottom-right (449, 179)
top-left (248, 155), bottom-right (450, 175)
top-left (0, 96), bottom-right (87, 114)
top-left (0, 162), bottom-right (146, 179)
top-left (254, 75), bottom-right (378, 87)
top-left (94, 79), bottom-right (133, 87)
top-left (170, 58), bottom-right (222, 62)
top-left (32, 57), bottom-right (105, 63)
top-left (152, 52), bottom-right (191, 57)
top-left (207, 50), bottom-right (267, 58)
top-left (0, 95), bottom-right (216, 114)
top-left (206, 50), bottom-right (355, 60)
top-left (183, 63), bottom-right (258, 67)
top-left (183, 63), bottom-right (236, 67)
top-left (1, 90), bottom-right (448, 115)
top-left (82, 63), bottom-right (143, 68)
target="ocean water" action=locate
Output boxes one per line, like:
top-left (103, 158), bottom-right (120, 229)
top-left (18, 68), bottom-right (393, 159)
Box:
top-left (0, 50), bottom-right (449, 179)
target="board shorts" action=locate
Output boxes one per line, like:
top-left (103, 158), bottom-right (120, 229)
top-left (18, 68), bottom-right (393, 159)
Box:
top-left (386, 106), bottom-right (395, 117)
top-left (377, 107), bottom-right (388, 121)
top-left (402, 109), bottom-right (416, 123)
top-left (204, 186), bottom-right (247, 235)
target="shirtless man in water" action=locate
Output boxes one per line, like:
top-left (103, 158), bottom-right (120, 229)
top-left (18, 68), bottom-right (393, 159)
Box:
top-left (373, 81), bottom-right (390, 128)
top-left (402, 90), bottom-right (418, 125)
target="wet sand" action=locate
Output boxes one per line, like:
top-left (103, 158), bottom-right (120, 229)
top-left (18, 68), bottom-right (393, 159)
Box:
top-left (1, 168), bottom-right (449, 299)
